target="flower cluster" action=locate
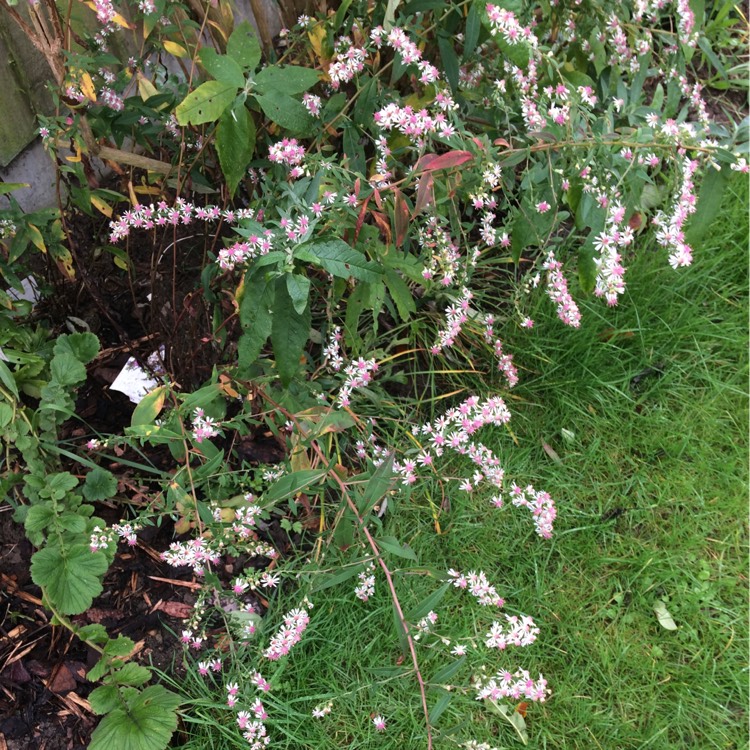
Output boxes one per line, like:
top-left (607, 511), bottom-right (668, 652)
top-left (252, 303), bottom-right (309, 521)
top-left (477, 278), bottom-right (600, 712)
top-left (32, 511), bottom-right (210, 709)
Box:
top-left (264, 605), bottom-right (311, 660)
top-left (448, 569), bottom-right (504, 608)
top-left (411, 396), bottom-right (510, 491)
top-left (268, 138), bottom-right (306, 179)
top-left (414, 610), bottom-right (438, 639)
top-left (509, 483), bottom-right (557, 539)
top-left (108, 200), bottom-right (253, 242)
top-left (328, 38), bottom-right (366, 89)
top-left (419, 217), bottom-right (463, 287)
top-left (312, 701), bottom-right (333, 718)
top-left (336, 357), bottom-right (378, 407)
top-left (483, 316), bottom-right (519, 388)
top-left (654, 157), bottom-right (700, 269)
top-left (485, 613), bottom-right (540, 650)
top-left (323, 326), bottom-right (343, 371)
top-left (217, 231), bottom-right (273, 271)
top-left (485, 5), bottom-right (537, 49)
top-left (475, 668), bottom-right (549, 703)
top-left (543, 251), bottom-right (582, 328)
top-left (302, 93), bottom-right (322, 117)
top-left (354, 562), bottom-right (376, 602)
top-left (89, 521), bottom-right (141, 552)
top-left (192, 408), bottom-right (220, 443)
top-left (430, 288), bottom-right (473, 354)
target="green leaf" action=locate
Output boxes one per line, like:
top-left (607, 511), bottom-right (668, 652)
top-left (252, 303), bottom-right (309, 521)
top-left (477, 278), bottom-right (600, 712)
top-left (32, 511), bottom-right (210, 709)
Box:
top-left (376, 535), bottom-right (418, 562)
top-left (254, 65), bottom-right (319, 95)
top-left (50, 353), bottom-right (86, 387)
top-left (238, 267), bottom-right (275, 373)
top-left (685, 166), bottom-right (728, 246)
top-left (437, 34), bottom-right (459, 91)
top-left (89, 685), bottom-right (121, 715)
top-left (111, 662), bottom-right (152, 687)
top-left (217, 102), bottom-right (256, 197)
top-left (428, 689), bottom-right (453, 724)
top-left (262, 469), bottom-right (326, 506)
top-left (105, 635), bottom-right (136, 657)
top-left (357, 454), bottom-right (395, 515)
top-left (384, 268), bottom-right (415, 321)
top-left (511, 213), bottom-right (535, 264)
top-left (83, 467), bottom-right (118, 501)
top-left (88, 685), bottom-right (180, 750)
top-left (254, 90), bottom-right (313, 134)
top-left (488, 701), bottom-right (529, 745)
top-left (333, 0), bottom-right (353, 31)
top-left (131, 385), bottom-right (167, 427)
top-left (198, 48), bottom-right (245, 88)
top-left (227, 21), bottom-right (262, 70)
top-left (175, 81), bottom-right (237, 126)
top-left (0, 182), bottom-right (29, 195)
top-left (271, 276), bottom-right (310, 386)
top-left (311, 562), bottom-right (366, 592)
top-left (58, 513), bottom-right (86, 533)
top-left (0, 360), bottom-right (19, 400)
top-left (31, 544), bottom-right (108, 615)
top-left (392, 598), bottom-right (409, 656)
top-left (76, 623), bottom-right (109, 645)
top-left (463, 2), bottom-right (481, 60)
top-left (53, 332), bottom-right (100, 363)
top-left (406, 582), bottom-right (451, 622)
top-left (431, 656), bottom-right (466, 684)
top-left (24, 504), bottom-right (55, 534)
top-left (41, 472), bottom-right (79, 500)
top-left (285, 273), bottom-right (311, 315)
top-left (295, 239), bottom-right (382, 282)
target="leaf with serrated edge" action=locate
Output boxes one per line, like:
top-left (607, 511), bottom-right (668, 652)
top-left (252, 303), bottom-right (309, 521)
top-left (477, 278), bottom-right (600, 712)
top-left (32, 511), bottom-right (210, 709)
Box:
top-left (31, 544), bottom-right (108, 615)
top-left (88, 685), bottom-right (180, 750)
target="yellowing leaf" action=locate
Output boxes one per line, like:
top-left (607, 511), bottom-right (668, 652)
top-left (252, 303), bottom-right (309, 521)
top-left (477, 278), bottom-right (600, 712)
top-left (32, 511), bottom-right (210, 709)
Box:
top-left (137, 75), bottom-right (159, 102)
top-left (113, 12), bottom-right (130, 28)
top-left (84, 1), bottom-right (131, 28)
top-left (27, 224), bottom-right (46, 253)
top-left (163, 40), bottom-right (188, 58)
top-left (127, 181), bottom-right (140, 207)
top-left (308, 25), bottom-right (327, 59)
top-left (207, 20), bottom-right (229, 43)
top-left (90, 196), bottom-right (113, 218)
top-left (66, 145), bottom-right (82, 162)
top-left (80, 72), bottom-right (97, 103)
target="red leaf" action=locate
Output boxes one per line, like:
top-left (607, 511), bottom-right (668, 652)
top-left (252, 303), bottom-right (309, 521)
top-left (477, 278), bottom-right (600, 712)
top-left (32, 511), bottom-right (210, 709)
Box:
top-left (418, 150), bottom-right (473, 172)
top-left (393, 189), bottom-right (410, 247)
top-left (414, 172), bottom-right (435, 215)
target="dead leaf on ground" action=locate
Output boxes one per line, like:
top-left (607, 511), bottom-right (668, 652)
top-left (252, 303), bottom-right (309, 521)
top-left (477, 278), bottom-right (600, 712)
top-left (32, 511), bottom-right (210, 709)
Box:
top-left (48, 663), bottom-right (77, 694)
top-left (152, 600), bottom-right (193, 618)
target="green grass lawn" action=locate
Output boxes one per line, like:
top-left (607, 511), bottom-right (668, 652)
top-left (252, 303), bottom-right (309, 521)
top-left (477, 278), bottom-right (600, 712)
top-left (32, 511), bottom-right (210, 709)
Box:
top-left (173, 176), bottom-right (748, 750)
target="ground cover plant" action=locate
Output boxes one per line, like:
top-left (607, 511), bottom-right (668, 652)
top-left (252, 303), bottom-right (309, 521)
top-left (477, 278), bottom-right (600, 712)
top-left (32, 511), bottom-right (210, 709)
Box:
top-left (0, 0), bottom-right (747, 747)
